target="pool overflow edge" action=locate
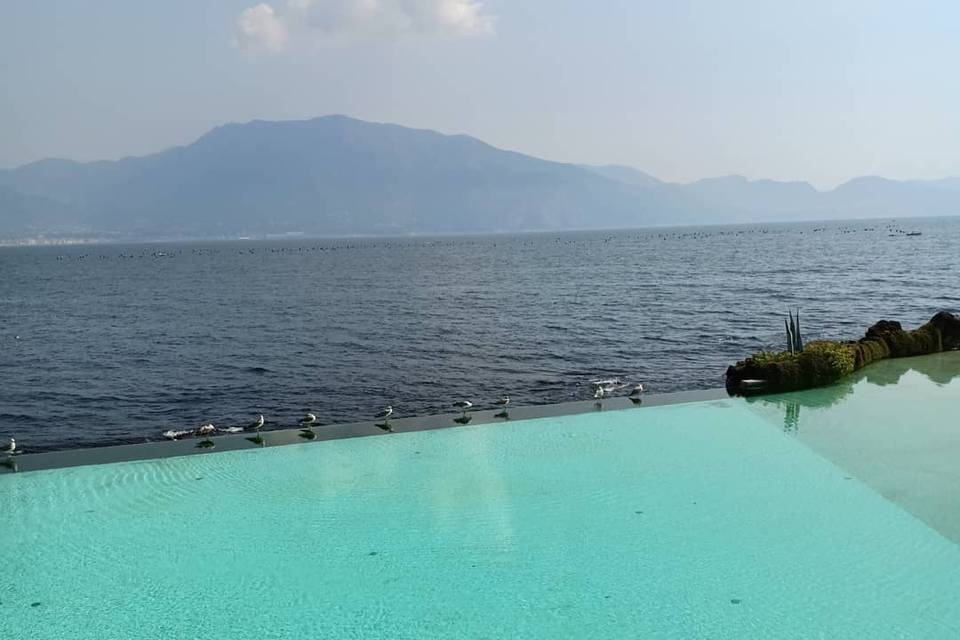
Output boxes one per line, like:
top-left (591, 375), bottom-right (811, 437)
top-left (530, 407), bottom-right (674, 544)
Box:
top-left (0, 388), bottom-right (730, 474)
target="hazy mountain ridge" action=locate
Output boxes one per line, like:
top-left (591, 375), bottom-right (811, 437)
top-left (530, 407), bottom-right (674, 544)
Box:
top-left (1, 115), bottom-right (958, 240)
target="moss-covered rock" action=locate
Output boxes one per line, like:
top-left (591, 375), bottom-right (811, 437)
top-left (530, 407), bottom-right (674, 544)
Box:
top-left (929, 311), bottom-right (960, 350)
top-left (726, 311), bottom-right (960, 395)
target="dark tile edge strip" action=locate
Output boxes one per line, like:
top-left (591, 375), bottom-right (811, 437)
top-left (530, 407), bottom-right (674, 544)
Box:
top-left (0, 388), bottom-right (730, 475)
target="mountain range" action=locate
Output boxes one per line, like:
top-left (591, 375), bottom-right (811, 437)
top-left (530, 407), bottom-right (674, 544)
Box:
top-left (1, 114), bottom-right (958, 241)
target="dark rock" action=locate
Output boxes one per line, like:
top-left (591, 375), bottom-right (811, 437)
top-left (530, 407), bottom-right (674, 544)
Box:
top-left (930, 311), bottom-right (960, 350)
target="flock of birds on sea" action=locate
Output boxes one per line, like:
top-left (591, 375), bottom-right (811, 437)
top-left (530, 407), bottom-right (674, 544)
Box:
top-left (45, 223), bottom-right (926, 262)
top-left (0, 380), bottom-right (644, 464)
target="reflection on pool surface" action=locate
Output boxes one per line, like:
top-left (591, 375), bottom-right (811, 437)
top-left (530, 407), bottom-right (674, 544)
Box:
top-left (746, 350), bottom-right (960, 544)
top-left (4, 355), bottom-right (960, 638)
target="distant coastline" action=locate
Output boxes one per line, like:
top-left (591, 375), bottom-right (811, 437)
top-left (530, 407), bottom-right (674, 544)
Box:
top-left (0, 214), bottom-right (944, 248)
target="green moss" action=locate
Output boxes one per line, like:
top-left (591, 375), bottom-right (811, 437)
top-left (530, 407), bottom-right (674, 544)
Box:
top-left (734, 340), bottom-right (856, 392)
top-left (849, 339), bottom-right (889, 369)
top-left (803, 341), bottom-right (855, 378)
top-left (749, 351), bottom-right (793, 366)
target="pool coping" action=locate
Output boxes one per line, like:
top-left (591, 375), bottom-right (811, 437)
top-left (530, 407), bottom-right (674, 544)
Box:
top-left (0, 388), bottom-right (730, 475)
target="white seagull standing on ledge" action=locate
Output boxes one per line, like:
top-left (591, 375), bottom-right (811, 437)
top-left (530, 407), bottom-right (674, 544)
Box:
top-left (629, 384), bottom-right (645, 397)
top-left (300, 413), bottom-right (316, 427)
top-left (3, 438), bottom-right (16, 455)
top-left (375, 406), bottom-right (394, 432)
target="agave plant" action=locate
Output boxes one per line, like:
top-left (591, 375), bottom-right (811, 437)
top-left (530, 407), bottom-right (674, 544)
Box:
top-left (785, 309), bottom-right (804, 354)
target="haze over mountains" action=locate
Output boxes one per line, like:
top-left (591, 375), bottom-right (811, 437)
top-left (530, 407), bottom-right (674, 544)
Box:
top-left (1, 115), bottom-right (958, 241)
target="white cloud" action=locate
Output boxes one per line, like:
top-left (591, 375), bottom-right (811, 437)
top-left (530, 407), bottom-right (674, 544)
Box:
top-left (234, 0), bottom-right (494, 53)
top-left (234, 4), bottom-right (289, 53)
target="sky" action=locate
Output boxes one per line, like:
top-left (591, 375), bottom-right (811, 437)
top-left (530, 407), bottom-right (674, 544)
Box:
top-left (1, 0), bottom-right (959, 189)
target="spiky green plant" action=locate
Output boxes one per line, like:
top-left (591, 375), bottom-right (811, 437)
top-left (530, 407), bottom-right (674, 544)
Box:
top-left (794, 309), bottom-right (804, 352)
top-left (785, 309), bottom-right (804, 354)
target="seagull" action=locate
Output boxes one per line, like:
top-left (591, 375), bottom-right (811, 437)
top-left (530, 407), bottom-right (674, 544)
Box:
top-left (453, 400), bottom-right (474, 424)
top-left (251, 414), bottom-right (265, 430)
top-left (592, 378), bottom-right (622, 392)
top-left (197, 423), bottom-right (216, 436)
top-left (298, 412), bottom-right (316, 437)
top-left (375, 406), bottom-right (394, 432)
top-left (594, 386), bottom-right (605, 408)
top-left (495, 396), bottom-right (510, 418)
top-left (629, 384), bottom-right (645, 397)
top-left (3, 438), bottom-right (16, 455)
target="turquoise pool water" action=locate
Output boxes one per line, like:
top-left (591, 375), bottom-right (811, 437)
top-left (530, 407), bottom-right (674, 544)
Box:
top-left (5, 365), bottom-right (960, 638)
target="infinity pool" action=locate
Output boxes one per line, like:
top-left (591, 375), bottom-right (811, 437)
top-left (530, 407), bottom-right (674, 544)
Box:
top-left (4, 356), bottom-right (960, 638)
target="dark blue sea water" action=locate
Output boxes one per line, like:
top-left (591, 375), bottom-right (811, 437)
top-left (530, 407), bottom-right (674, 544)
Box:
top-left (3, 217), bottom-right (959, 452)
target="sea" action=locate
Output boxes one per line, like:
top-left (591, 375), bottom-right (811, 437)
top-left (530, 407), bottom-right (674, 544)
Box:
top-left (2, 216), bottom-right (959, 452)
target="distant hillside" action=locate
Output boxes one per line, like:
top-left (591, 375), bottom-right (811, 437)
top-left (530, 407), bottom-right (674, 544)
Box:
top-left (0, 116), bottom-right (667, 238)
top-left (579, 164), bottom-right (663, 188)
top-left (0, 115), bottom-right (958, 240)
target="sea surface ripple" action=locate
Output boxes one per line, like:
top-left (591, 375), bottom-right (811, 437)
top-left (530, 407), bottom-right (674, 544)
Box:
top-left (2, 217), bottom-right (957, 452)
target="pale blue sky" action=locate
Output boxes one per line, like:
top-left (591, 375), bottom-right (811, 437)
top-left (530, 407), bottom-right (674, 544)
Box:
top-left (2, 1), bottom-right (959, 188)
